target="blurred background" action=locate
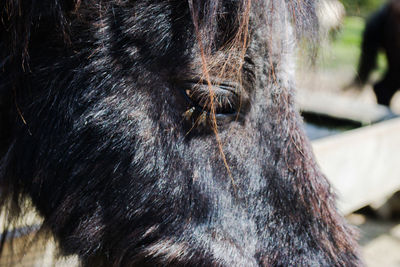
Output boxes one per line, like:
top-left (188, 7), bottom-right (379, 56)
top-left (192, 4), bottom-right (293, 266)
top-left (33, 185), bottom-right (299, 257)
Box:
top-left (297, 0), bottom-right (400, 266)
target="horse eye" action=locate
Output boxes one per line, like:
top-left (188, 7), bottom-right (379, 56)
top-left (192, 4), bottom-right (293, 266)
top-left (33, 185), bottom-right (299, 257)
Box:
top-left (182, 80), bottom-right (239, 116)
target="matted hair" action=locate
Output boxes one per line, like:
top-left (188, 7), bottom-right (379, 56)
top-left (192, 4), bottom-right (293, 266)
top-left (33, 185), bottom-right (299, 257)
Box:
top-left (187, 0), bottom-right (319, 180)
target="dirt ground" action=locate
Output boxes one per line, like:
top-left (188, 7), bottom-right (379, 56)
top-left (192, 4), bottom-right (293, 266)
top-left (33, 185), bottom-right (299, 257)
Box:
top-left (347, 214), bottom-right (400, 267)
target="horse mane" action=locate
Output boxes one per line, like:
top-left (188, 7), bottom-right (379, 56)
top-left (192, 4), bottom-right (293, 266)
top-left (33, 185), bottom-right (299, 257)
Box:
top-left (0, 0), bottom-right (318, 73)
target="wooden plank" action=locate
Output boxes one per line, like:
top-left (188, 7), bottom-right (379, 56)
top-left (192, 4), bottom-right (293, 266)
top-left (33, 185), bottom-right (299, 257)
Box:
top-left (0, 233), bottom-right (78, 267)
top-left (0, 207), bottom-right (79, 266)
top-left (312, 117), bottom-right (400, 214)
top-left (298, 91), bottom-right (395, 124)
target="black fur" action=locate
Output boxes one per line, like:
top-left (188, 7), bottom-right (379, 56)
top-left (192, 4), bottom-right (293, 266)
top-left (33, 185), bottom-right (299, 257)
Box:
top-left (0, 0), bottom-right (362, 266)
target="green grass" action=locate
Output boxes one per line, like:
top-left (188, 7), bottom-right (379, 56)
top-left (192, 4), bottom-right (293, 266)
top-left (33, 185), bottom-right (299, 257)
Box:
top-left (341, 0), bottom-right (385, 17)
top-left (319, 16), bottom-right (387, 77)
top-left (320, 16), bottom-right (363, 68)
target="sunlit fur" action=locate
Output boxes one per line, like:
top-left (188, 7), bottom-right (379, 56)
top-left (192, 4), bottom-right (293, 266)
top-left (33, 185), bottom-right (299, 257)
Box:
top-left (0, 0), bottom-right (362, 266)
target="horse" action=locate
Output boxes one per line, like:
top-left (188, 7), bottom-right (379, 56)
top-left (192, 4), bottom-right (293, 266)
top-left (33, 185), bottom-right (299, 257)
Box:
top-left (354, 0), bottom-right (400, 106)
top-left (0, 0), bottom-right (362, 266)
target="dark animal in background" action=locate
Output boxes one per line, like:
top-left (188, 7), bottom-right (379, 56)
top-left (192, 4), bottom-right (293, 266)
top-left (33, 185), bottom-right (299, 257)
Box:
top-left (0, 0), bottom-right (362, 266)
top-left (354, 0), bottom-right (400, 106)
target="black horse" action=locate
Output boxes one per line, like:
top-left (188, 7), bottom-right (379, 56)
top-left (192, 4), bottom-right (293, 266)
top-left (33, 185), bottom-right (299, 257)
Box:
top-left (354, 0), bottom-right (400, 106)
top-left (0, 0), bottom-right (362, 266)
